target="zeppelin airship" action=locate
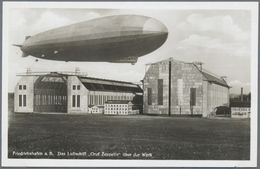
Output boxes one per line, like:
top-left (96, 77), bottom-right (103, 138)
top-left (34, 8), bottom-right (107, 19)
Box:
top-left (14, 15), bottom-right (168, 65)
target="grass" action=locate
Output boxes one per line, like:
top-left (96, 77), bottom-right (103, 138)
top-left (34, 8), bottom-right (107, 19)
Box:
top-left (8, 93), bottom-right (250, 160)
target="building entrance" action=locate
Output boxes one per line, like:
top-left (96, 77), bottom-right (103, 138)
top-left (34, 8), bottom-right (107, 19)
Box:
top-left (34, 75), bottom-right (67, 113)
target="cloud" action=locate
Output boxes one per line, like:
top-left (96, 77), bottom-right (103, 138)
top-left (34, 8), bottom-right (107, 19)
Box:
top-left (229, 80), bottom-right (251, 87)
top-left (32, 11), bottom-right (71, 33)
top-left (177, 14), bottom-right (250, 41)
top-left (179, 34), bottom-right (223, 48)
top-left (85, 11), bottom-right (101, 20)
top-left (178, 34), bottom-right (250, 57)
top-left (9, 10), bottom-right (26, 29)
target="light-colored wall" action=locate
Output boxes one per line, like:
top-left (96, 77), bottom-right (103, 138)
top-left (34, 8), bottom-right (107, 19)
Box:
top-left (202, 81), bottom-right (208, 117)
top-left (67, 76), bottom-right (88, 113)
top-left (207, 83), bottom-right (229, 113)
top-left (143, 60), bottom-right (204, 115)
top-left (14, 76), bottom-right (35, 113)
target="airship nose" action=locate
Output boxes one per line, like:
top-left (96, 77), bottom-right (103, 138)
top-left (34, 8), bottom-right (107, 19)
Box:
top-left (143, 18), bottom-right (168, 34)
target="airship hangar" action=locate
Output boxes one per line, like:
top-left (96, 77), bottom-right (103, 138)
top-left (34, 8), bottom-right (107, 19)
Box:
top-left (14, 70), bottom-right (143, 114)
top-left (13, 15), bottom-right (233, 117)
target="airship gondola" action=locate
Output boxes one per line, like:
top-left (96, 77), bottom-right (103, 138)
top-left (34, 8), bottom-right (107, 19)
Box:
top-left (14, 15), bottom-right (168, 65)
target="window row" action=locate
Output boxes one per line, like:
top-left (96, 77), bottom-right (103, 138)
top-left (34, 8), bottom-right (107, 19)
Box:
top-left (105, 111), bottom-right (129, 114)
top-left (88, 95), bottom-right (132, 105)
top-left (19, 95), bottom-right (26, 107)
top-left (35, 95), bottom-right (67, 106)
top-left (106, 104), bottom-right (128, 107)
top-left (105, 108), bottom-right (128, 110)
top-left (19, 85), bottom-right (26, 90)
top-left (72, 85), bottom-right (80, 90)
top-left (232, 112), bottom-right (249, 115)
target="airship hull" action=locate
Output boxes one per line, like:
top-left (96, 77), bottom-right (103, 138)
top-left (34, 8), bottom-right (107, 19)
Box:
top-left (18, 15), bottom-right (168, 64)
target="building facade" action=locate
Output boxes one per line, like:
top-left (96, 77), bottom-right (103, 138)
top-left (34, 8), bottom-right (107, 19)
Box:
top-left (143, 58), bottom-right (230, 117)
top-left (14, 72), bottom-right (142, 114)
top-left (104, 100), bottom-right (134, 115)
top-left (230, 101), bottom-right (251, 118)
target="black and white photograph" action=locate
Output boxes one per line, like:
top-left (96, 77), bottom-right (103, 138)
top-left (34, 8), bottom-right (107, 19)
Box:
top-left (2, 1), bottom-right (258, 167)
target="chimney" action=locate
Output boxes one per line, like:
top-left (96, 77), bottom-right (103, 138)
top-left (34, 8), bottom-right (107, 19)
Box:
top-left (241, 87), bottom-right (243, 101)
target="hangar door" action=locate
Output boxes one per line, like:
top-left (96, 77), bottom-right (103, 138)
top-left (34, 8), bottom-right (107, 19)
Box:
top-left (34, 75), bottom-right (67, 113)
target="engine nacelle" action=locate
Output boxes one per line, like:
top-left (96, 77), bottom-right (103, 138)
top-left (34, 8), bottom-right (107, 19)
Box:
top-left (110, 56), bottom-right (138, 65)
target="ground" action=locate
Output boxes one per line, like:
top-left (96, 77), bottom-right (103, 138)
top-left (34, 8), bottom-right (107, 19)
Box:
top-left (8, 113), bottom-right (250, 160)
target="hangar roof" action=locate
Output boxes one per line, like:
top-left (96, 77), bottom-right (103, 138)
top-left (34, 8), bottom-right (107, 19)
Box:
top-left (79, 77), bottom-right (143, 93)
top-left (200, 69), bottom-right (230, 88)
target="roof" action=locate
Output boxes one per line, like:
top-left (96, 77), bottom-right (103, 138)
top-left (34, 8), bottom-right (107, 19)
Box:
top-left (79, 77), bottom-right (143, 93)
top-left (93, 105), bottom-right (105, 108)
top-left (105, 100), bottom-right (132, 104)
top-left (230, 101), bottom-right (251, 108)
top-left (200, 69), bottom-right (230, 88)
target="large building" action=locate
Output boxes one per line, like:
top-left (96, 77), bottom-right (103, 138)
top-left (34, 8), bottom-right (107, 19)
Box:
top-left (143, 58), bottom-right (230, 117)
top-left (14, 72), bottom-right (142, 114)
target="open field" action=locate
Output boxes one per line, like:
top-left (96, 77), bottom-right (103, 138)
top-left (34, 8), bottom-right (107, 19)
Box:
top-left (8, 111), bottom-right (250, 160)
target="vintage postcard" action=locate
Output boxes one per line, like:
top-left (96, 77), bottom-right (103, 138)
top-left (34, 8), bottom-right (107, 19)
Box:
top-left (2, 1), bottom-right (258, 167)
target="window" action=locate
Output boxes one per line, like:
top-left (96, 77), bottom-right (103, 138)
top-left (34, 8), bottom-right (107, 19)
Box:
top-left (19, 95), bottom-right (22, 107)
top-left (158, 79), bottom-right (163, 105)
top-left (23, 95), bottom-right (26, 106)
top-left (77, 95), bottom-right (80, 107)
top-left (48, 95), bottom-right (51, 105)
top-left (90, 95), bottom-right (93, 105)
top-left (77, 85), bottom-right (80, 90)
top-left (148, 88), bottom-right (152, 105)
top-left (23, 85), bottom-right (26, 90)
top-left (72, 95), bottom-right (76, 107)
top-left (95, 95), bottom-right (98, 105)
top-left (73, 85), bottom-right (76, 90)
top-left (99, 95), bottom-right (102, 105)
top-left (19, 85), bottom-right (22, 90)
top-left (103, 95), bottom-right (106, 104)
top-left (190, 88), bottom-right (196, 106)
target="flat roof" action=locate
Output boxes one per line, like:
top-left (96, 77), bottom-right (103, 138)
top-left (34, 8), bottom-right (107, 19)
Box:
top-left (105, 100), bottom-right (132, 104)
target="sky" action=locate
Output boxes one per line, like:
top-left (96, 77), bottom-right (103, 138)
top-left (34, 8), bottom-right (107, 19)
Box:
top-left (7, 6), bottom-right (252, 94)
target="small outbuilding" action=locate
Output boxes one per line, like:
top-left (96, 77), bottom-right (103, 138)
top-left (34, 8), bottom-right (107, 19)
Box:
top-left (143, 58), bottom-right (230, 117)
top-left (90, 105), bottom-right (104, 114)
top-left (104, 100), bottom-right (134, 115)
top-left (230, 101), bottom-right (251, 118)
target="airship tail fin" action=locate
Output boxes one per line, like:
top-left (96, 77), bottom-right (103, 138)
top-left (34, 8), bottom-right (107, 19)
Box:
top-left (12, 44), bottom-right (23, 47)
top-left (25, 36), bottom-right (31, 40)
top-left (21, 52), bottom-right (28, 58)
